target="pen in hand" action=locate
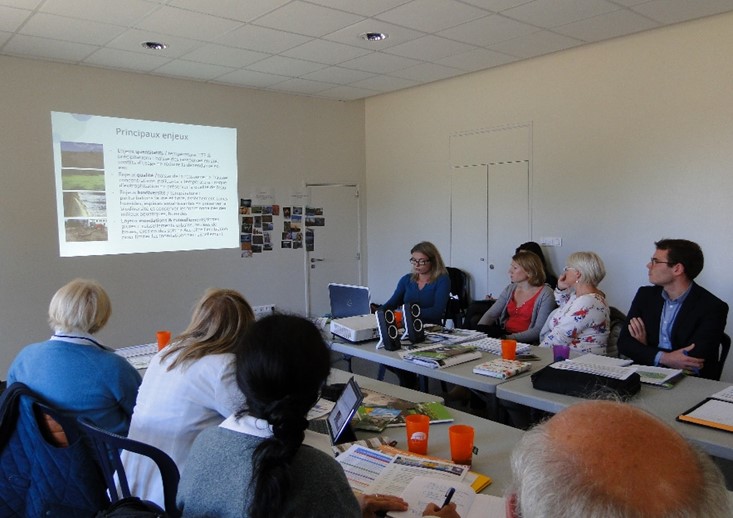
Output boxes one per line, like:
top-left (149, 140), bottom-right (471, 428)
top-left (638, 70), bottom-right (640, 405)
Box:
top-left (441, 488), bottom-right (456, 509)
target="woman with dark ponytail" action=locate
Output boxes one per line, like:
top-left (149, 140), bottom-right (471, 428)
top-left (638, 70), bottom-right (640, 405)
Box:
top-left (177, 314), bottom-right (408, 517)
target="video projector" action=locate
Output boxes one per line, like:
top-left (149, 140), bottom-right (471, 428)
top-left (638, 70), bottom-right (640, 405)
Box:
top-left (330, 314), bottom-right (379, 343)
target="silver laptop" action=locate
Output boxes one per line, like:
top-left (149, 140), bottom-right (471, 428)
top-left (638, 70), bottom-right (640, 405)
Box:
top-left (328, 283), bottom-right (371, 318)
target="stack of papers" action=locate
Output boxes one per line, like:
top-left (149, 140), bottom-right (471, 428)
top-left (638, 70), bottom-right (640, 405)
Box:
top-left (472, 358), bottom-right (532, 379)
top-left (566, 353), bottom-right (683, 386)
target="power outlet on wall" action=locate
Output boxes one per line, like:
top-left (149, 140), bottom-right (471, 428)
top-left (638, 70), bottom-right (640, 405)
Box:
top-left (252, 304), bottom-right (275, 319)
top-left (539, 237), bottom-right (562, 247)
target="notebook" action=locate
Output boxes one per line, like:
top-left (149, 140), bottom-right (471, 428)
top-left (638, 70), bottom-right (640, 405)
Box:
top-left (328, 283), bottom-right (371, 318)
top-left (308, 377), bottom-right (363, 445)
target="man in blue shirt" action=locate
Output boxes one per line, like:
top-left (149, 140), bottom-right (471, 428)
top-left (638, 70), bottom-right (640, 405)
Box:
top-left (618, 239), bottom-right (728, 379)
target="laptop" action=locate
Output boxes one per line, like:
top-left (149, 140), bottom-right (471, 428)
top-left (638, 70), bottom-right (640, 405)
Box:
top-left (328, 283), bottom-right (371, 318)
top-left (308, 377), bottom-right (363, 445)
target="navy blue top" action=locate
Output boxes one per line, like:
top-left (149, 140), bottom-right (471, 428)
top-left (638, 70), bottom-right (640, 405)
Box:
top-left (382, 273), bottom-right (451, 324)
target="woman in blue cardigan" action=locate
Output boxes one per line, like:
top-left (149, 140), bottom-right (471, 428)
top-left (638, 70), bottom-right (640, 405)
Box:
top-left (380, 241), bottom-right (450, 388)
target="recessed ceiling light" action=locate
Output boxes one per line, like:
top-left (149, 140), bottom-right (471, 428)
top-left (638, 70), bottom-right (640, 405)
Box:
top-left (141, 41), bottom-right (168, 50)
top-left (360, 32), bottom-right (388, 42)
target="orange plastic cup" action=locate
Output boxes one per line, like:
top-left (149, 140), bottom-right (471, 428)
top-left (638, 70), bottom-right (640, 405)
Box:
top-left (156, 330), bottom-right (171, 351)
top-left (501, 339), bottom-right (517, 360)
top-left (449, 424), bottom-right (475, 465)
top-left (394, 309), bottom-right (403, 329)
top-left (405, 414), bottom-right (430, 454)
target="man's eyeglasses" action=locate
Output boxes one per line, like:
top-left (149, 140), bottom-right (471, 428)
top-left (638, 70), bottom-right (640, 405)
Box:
top-left (650, 258), bottom-right (674, 266)
top-left (410, 258), bottom-right (431, 266)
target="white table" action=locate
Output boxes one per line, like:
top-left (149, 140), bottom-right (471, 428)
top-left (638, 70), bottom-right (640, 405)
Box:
top-left (329, 369), bottom-right (524, 497)
top-left (496, 368), bottom-right (733, 461)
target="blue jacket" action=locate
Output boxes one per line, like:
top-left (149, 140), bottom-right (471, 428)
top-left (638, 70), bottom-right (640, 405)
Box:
top-left (0, 383), bottom-right (109, 517)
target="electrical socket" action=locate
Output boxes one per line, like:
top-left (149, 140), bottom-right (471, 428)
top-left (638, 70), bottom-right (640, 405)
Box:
top-left (539, 237), bottom-right (562, 247)
top-left (252, 304), bottom-right (275, 319)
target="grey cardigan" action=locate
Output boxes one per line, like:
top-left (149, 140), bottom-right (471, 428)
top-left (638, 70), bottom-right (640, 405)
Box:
top-left (476, 283), bottom-right (556, 343)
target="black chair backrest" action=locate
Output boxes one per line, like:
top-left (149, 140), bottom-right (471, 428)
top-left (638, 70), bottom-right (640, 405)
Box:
top-left (77, 418), bottom-right (181, 517)
top-left (607, 306), bottom-right (627, 358)
top-left (445, 267), bottom-right (470, 326)
top-left (713, 333), bottom-right (731, 381)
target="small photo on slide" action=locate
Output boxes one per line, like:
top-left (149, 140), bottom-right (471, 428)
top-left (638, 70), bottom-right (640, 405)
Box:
top-left (65, 219), bottom-right (108, 242)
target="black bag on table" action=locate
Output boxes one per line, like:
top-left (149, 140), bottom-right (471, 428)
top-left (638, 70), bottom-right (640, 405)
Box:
top-left (531, 364), bottom-right (641, 400)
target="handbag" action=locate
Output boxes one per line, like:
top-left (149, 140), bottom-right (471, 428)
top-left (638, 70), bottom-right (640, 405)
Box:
top-left (531, 364), bottom-right (641, 400)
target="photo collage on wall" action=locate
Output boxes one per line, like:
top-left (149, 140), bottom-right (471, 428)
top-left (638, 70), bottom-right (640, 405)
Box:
top-left (240, 198), bottom-right (323, 258)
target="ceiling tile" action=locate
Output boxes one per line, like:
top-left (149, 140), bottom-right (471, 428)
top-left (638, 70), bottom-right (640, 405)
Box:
top-left (323, 19), bottom-right (424, 50)
top-left (385, 35), bottom-right (476, 61)
top-left (388, 62), bottom-right (463, 82)
top-left (246, 55), bottom-right (328, 76)
top-left (437, 47), bottom-right (517, 71)
top-left (307, 0), bottom-right (412, 17)
top-left (134, 6), bottom-right (244, 41)
top-left (0, 5), bottom-right (31, 32)
top-left (631, 0), bottom-right (733, 24)
top-left (316, 84), bottom-right (381, 100)
top-left (215, 25), bottom-right (310, 53)
top-left (339, 51), bottom-right (421, 74)
top-left (168, 0), bottom-right (291, 23)
top-left (300, 65), bottom-right (375, 85)
top-left (179, 43), bottom-right (269, 68)
top-left (0, 0), bottom-right (43, 8)
top-left (554, 9), bottom-right (659, 42)
top-left (376, 0), bottom-right (491, 32)
top-left (213, 68), bottom-right (289, 88)
top-left (153, 59), bottom-right (237, 81)
top-left (267, 77), bottom-right (335, 95)
top-left (503, 0), bottom-right (621, 28)
top-left (83, 47), bottom-right (171, 72)
top-left (3, 33), bottom-right (96, 61)
top-left (253, 1), bottom-right (364, 38)
top-left (489, 30), bottom-right (582, 58)
top-left (282, 39), bottom-right (371, 65)
top-left (19, 12), bottom-right (125, 45)
top-left (39, 0), bottom-right (157, 25)
top-left (106, 29), bottom-right (203, 59)
top-left (349, 74), bottom-right (418, 92)
top-left (460, 0), bottom-right (534, 11)
top-left (438, 14), bottom-right (539, 46)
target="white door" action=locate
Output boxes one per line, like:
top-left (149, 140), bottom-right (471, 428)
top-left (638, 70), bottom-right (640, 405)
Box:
top-left (486, 161), bottom-right (530, 298)
top-left (305, 184), bottom-right (361, 317)
top-left (450, 161), bottom-right (529, 300)
top-left (450, 165), bottom-right (488, 300)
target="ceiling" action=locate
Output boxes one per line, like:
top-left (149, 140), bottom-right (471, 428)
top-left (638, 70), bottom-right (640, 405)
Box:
top-left (2, 0), bottom-right (733, 101)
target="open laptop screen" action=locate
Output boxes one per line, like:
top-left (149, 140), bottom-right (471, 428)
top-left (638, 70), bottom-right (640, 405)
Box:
top-left (328, 283), bottom-right (371, 318)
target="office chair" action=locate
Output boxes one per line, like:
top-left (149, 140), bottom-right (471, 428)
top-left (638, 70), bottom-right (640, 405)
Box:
top-left (713, 333), bottom-right (731, 381)
top-left (606, 306), bottom-right (627, 358)
top-left (77, 418), bottom-right (181, 518)
top-left (0, 385), bottom-right (109, 517)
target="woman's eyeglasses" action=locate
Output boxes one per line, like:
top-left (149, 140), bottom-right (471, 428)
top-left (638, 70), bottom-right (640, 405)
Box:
top-left (410, 258), bottom-right (431, 266)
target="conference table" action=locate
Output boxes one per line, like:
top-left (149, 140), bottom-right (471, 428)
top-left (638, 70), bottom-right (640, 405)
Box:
top-left (329, 336), bottom-right (553, 419)
top-left (329, 338), bottom-right (733, 462)
top-left (327, 368), bottom-right (524, 498)
top-left (496, 366), bottom-right (733, 461)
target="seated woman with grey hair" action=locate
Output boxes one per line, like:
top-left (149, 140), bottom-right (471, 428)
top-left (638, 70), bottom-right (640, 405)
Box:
top-left (7, 278), bottom-right (141, 435)
top-left (539, 251), bottom-right (610, 354)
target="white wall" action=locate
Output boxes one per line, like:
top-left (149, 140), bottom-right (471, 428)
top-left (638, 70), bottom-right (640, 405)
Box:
top-left (365, 13), bottom-right (733, 380)
top-left (0, 56), bottom-right (365, 375)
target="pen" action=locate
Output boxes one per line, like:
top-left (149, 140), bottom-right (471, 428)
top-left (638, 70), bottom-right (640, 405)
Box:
top-left (441, 487), bottom-right (456, 509)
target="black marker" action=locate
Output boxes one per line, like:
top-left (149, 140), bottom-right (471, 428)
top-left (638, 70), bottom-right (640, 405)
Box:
top-left (441, 487), bottom-right (456, 509)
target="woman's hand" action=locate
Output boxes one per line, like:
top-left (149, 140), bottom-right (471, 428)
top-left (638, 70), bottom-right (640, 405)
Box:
top-left (556, 272), bottom-right (571, 290)
top-left (422, 502), bottom-right (460, 517)
top-left (358, 493), bottom-right (408, 518)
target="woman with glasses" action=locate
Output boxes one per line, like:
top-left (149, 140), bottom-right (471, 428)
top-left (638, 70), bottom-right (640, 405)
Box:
top-left (381, 241), bottom-right (451, 325)
top-left (539, 251), bottom-right (610, 354)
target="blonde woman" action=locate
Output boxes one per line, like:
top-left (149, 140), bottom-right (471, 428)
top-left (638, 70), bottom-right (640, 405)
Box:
top-left (539, 252), bottom-right (610, 354)
top-left (381, 241), bottom-right (450, 324)
top-left (7, 278), bottom-right (141, 435)
top-left (123, 288), bottom-right (255, 508)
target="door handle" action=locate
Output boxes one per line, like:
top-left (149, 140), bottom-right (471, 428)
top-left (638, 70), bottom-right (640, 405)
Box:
top-left (310, 258), bottom-right (325, 263)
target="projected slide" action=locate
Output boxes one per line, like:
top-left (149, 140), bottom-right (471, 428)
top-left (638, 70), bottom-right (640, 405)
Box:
top-left (51, 112), bottom-right (238, 257)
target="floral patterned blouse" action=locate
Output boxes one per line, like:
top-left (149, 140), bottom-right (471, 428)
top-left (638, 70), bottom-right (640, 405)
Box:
top-left (539, 287), bottom-right (610, 354)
